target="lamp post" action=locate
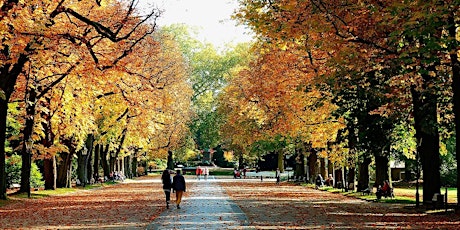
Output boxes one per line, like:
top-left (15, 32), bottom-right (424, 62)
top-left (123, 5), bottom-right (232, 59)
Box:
top-left (24, 139), bottom-right (33, 198)
top-left (81, 146), bottom-right (88, 187)
top-left (415, 138), bottom-right (422, 208)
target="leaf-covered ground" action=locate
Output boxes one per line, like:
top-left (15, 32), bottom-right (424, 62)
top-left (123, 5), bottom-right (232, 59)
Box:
top-left (219, 180), bottom-right (460, 229)
top-left (0, 176), bottom-right (174, 229)
top-left (2, 177), bottom-right (460, 229)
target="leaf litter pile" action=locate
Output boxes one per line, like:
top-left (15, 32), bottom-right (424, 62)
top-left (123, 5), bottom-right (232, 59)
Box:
top-left (219, 180), bottom-right (460, 229)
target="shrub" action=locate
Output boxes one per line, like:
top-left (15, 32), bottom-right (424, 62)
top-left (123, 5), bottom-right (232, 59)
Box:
top-left (6, 154), bottom-right (44, 189)
top-left (5, 154), bottom-right (21, 188)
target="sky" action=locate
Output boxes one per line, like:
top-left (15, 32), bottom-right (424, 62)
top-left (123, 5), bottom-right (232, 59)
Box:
top-left (138, 0), bottom-right (254, 48)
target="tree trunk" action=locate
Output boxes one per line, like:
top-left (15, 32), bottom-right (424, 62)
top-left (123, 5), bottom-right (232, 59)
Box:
top-left (20, 87), bottom-right (38, 196)
top-left (41, 96), bottom-right (56, 190)
top-left (167, 150), bottom-right (174, 170)
top-left (307, 149), bottom-right (318, 183)
top-left (0, 99), bottom-right (8, 199)
top-left (447, 13), bottom-right (460, 209)
top-left (357, 156), bottom-right (371, 191)
top-left (294, 150), bottom-right (305, 180)
top-left (124, 156), bottom-right (131, 179)
top-left (93, 144), bottom-right (100, 179)
top-left (56, 152), bottom-right (73, 188)
top-left (411, 85), bottom-right (441, 205)
top-left (132, 156), bottom-right (138, 177)
top-left (319, 158), bottom-right (327, 178)
top-left (327, 160), bottom-right (334, 176)
top-left (374, 153), bottom-right (390, 187)
top-left (76, 150), bottom-right (88, 185)
top-left (277, 151), bottom-right (283, 172)
top-left (44, 156), bottom-right (57, 190)
top-left (109, 153), bottom-right (116, 174)
top-left (86, 146), bottom-right (93, 183)
top-left (101, 144), bottom-right (110, 178)
top-left (404, 159), bottom-right (415, 182)
top-left (76, 134), bottom-right (93, 186)
top-left (0, 52), bottom-right (28, 200)
top-left (347, 167), bottom-right (355, 191)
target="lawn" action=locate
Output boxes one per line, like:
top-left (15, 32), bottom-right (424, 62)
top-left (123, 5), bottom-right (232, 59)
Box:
top-left (311, 183), bottom-right (458, 205)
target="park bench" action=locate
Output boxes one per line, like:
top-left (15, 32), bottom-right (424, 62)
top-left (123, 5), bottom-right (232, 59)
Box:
top-left (360, 187), bottom-right (372, 196)
top-left (430, 193), bottom-right (445, 209)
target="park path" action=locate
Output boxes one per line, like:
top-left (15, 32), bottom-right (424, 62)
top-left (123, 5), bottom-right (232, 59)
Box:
top-left (147, 176), bottom-right (252, 230)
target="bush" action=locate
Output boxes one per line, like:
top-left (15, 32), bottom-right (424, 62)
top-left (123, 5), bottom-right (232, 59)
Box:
top-left (30, 163), bottom-right (44, 188)
top-left (6, 154), bottom-right (44, 189)
top-left (5, 154), bottom-right (21, 188)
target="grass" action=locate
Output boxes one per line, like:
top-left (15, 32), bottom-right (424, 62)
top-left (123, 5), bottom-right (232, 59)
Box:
top-left (299, 182), bottom-right (458, 205)
top-left (0, 181), bottom-right (119, 207)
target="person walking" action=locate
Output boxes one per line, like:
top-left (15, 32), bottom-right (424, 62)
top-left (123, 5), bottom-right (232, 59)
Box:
top-left (172, 169), bottom-right (186, 209)
top-left (203, 167), bottom-right (209, 180)
top-left (161, 170), bottom-right (173, 209)
top-left (196, 166), bottom-right (201, 180)
top-left (275, 168), bottom-right (281, 185)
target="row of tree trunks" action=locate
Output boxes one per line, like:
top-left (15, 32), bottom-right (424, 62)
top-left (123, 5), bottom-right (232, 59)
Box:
top-left (292, 144), bottom-right (384, 192)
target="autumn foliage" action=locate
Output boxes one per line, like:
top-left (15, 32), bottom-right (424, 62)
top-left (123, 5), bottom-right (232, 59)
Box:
top-left (1, 0), bottom-right (192, 199)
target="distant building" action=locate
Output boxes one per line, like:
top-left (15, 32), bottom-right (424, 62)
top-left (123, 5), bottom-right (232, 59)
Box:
top-left (390, 161), bottom-right (405, 181)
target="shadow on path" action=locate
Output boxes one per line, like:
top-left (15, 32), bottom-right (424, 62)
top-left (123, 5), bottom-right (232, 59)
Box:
top-left (147, 176), bottom-right (253, 230)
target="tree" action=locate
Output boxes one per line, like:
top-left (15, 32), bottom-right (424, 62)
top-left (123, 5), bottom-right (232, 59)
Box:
top-left (0, 0), bottom-right (159, 198)
top-left (235, 0), bottom-right (458, 204)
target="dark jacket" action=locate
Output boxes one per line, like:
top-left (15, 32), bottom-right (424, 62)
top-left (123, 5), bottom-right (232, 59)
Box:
top-left (162, 173), bottom-right (172, 190)
top-left (172, 173), bottom-right (186, 192)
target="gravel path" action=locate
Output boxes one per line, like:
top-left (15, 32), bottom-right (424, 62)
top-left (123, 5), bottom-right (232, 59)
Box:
top-left (147, 176), bottom-right (251, 230)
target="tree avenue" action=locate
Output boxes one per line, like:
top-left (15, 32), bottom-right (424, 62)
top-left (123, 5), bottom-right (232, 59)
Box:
top-left (231, 0), bottom-right (459, 206)
top-left (1, 0), bottom-right (459, 213)
top-left (1, 0), bottom-right (193, 199)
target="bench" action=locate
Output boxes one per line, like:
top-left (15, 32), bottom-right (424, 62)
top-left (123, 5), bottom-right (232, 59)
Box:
top-left (431, 193), bottom-right (445, 209)
top-left (361, 187), bottom-right (372, 196)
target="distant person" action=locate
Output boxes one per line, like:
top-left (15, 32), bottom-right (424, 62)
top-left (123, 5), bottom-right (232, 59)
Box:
top-left (315, 174), bottom-right (324, 189)
top-left (325, 174), bottom-right (334, 187)
top-left (161, 170), bottom-right (172, 209)
top-left (203, 167), bottom-right (209, 180)
top-left (172, 169), bottom-right (186, 209)
top-left (243, 168), bottom-right (247, 179)
top-left (275, 168), bottom-right (281, 185)
top-left (196, 166), bottom-right (201, 180)
top-left (382, 180), bottom-right (390, 193)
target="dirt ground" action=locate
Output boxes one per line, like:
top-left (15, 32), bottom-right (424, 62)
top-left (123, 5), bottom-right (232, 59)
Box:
top-left (219, 180), bottom-right (460, 229)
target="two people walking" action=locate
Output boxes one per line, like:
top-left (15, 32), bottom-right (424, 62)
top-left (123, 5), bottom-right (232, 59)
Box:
top-left (195, 166), bottom-right (209, 180)
top-left (161, 169), bottom-right (186, 209)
